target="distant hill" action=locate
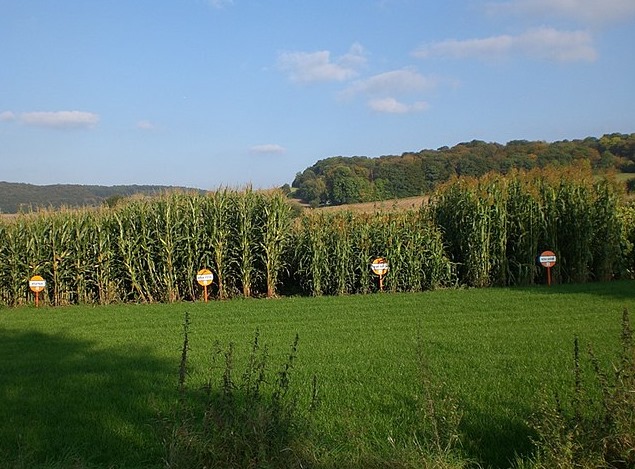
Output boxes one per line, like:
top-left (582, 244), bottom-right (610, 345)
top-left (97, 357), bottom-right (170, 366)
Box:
top-left (0, 182), bottom-right (205, 214)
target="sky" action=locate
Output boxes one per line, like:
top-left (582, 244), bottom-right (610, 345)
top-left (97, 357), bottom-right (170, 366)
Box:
top-left (1, 0), bottom-right (634, 190)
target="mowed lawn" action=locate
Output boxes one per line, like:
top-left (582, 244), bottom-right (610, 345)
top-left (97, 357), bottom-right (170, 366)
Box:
top-left (0, 280), bottom-right (633, 468)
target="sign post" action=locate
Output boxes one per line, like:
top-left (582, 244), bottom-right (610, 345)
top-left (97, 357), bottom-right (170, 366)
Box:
top-left (29, 275), bottom-right (46, 307)
top-left (538, 251), bottom-right (557, 287)
top-left (196, 269), bottom-right (214, 302)
top-left (370, 258), bottom-right (389, 292)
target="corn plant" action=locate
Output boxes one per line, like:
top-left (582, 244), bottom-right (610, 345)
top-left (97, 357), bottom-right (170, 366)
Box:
top-left (207, 191), bottom-right (232, 299)
top-left (483, 175), bottom-right (508, 286)
top-left (92, 210), bottom-right (121, 304)
top-left (113, 200), bottom-right (151, 302)
top-left (432, 178), bottom-right (493, 287)
top-left (230, 187), bottom-right (260, 298)
top-left (556, 177), bottom-right (594, 283)
top-left (258, 191), bottom-right (292, 298)
top-left (618, 202), bottom-right (635, 278)
top-left (592, 180), bottom-right (623, 281)
top-left (294, 213), bottom-right (329, 296)
top-left (329, 211), bottom-right (355, 295)
top-left (0, 217), bottom-right (33, 306)
top-left (351, 216), bottom-right (373, 294)
top-left (536, 175), bottom-right (560, 280)
top-left (505, 175), bottom-right (540, 285)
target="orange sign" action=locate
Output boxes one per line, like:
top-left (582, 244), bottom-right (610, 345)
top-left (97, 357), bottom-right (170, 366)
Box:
top-left (371, 258), bottom-right (389, 276)
top-left (29, 275), bottom-right (46, 293)
top-left (196, 269), bottom-right (214, 286)
top-left (371, 258), bottom-right (390, 291)
top-left (197, 269), bottom-right (214, 303)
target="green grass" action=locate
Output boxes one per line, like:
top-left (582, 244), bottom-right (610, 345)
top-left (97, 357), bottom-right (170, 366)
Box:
top-left (0, 281), bottom-right (634, 468)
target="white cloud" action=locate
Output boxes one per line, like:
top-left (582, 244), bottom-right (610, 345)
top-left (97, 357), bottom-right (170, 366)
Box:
top-left (413, 27), bottom-right (596, 62)
top-left (343, 69), bottom-right (437, 98)
top-left (19, 111), bottom-right (100, 129)
top-left (518, 28), bottom-right (597, 61)
top-left (486, 0), bottom-right (635, 25)
top-left (368, 98), bottom-right (429, 114)
top-left (136, 120), bottom-right (155, 130)
top-left (340, 69), bottom-right (435, 114)
top-left (0, 111), bottom-right (16, 122)
top-left (249, 144), bottom-right (286, 154)
top-left (339, 42), bottom-right (367, 69)
top-left (277, 43), bottom-right (367, 83)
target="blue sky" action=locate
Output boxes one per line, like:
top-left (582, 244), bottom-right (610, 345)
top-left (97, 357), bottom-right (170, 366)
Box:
top-left (2, 0), bottom-right (634, 190)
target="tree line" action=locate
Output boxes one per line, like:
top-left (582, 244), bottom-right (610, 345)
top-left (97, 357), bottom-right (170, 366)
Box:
top-left (0, 182), bottom-right (203, 214)
top-left (291, 133), bottom-right (635, 206)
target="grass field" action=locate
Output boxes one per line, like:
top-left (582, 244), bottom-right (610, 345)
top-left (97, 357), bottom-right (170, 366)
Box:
top-left (1, 281), bottom-right (634, 468)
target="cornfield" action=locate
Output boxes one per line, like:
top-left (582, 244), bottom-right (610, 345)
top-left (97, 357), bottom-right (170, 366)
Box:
top-left (0, 169), bottom-right (631, 307)
top-left (0, 189), bottom-right (293, 306)
top-left (431, 168), bottom-right (629, 287)
top-left (291, 209), bottom-right (453, 296)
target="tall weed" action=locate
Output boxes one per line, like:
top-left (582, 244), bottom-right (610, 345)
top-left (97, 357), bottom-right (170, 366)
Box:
top-left (164, 313), bottom-right (315, 469)
top-left (523, 309), bottom-right (634, 469)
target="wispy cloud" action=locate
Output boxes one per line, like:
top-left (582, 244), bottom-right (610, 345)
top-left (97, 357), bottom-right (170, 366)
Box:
top-left (249, 144), bottom-right (286, 154)
top-left (0, 111), bottom-right (16, 122)
top-left (207, 0), bottom-right (233, 9)
top-left (340, 69), bottom-right (435, 113)
top-left (368, 98), bottom-right (429, 114)
top-left (413, 27), bottom-right (597, 62)
top-left (343, 69), bottom-right (437, 98)
top-left (136, 120), bottom-right (156, 130)
top-left (6, 111), bottom-right (100, 129)
top-left (277, 43), bottom-right (367, 84)
top-left (277, 44), bottom-right (436, 115)
top-left (486, 0), bottom-right (635, 25)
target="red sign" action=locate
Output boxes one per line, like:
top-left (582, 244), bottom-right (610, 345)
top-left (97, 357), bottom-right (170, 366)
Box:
top-left (539, 251), bottom-right (557, 268)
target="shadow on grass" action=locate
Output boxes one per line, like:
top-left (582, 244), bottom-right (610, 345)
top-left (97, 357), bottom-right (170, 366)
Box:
top-left (459, 404), bottom-right (535, 469)
top-left (513, 279), bottom-right (635, 301)
top-left (0, 329), bottom-right (176, 468)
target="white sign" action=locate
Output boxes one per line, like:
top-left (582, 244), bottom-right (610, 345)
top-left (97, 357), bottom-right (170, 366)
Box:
top-left (196, 273), bottom-right (214, 286)
top-left (539, 251), bottom-right (557, 268)
top-left (371, 258), bottom-right (390, 276)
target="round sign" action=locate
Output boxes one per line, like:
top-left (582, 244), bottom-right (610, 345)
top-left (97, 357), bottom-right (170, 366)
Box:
top-left (196, 269), bottom-right (214, 286)
top-left (371, 258), bottom-right (389, 276)
top-left (29, 275), bottom-right (46, 293)
top-left (539, 251), bottom-right (557, 268)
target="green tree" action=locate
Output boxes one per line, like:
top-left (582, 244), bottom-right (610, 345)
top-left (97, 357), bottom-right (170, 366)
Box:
top-left (326, 166), bottom-right (366, 205)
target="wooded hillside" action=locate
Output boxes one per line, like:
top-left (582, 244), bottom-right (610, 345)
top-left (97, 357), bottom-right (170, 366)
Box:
top-left (0, 182), bottom-right (203, 214)
top-left (292, 133), bottom-right (635, 206)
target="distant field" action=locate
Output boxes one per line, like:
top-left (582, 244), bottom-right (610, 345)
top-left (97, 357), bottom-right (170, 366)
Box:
top-left (310, 173), bottom-right (635, 214)
top-left (614, 172), bottom-right (635, 182)
top-left (315, 195), bottom-right (429, 214)
top-left (1, 281), bottom-right (633, 468)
